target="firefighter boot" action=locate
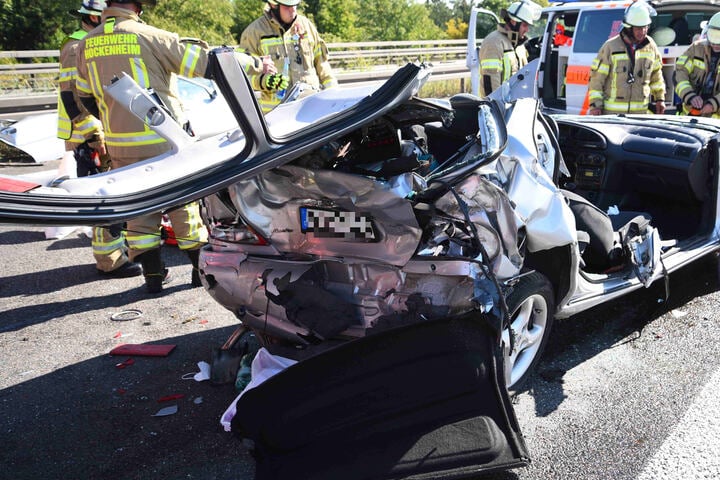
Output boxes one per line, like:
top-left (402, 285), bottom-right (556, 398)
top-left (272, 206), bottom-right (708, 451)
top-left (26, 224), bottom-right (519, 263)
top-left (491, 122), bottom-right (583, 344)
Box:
top-left (137, 249), bottom-right (170, 294)
top-left (186, 249), bottom-right (202, 287)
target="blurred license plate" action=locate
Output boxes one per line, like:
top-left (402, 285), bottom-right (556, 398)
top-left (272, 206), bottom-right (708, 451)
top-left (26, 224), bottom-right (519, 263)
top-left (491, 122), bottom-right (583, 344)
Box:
top-left (300, 207), bottom-right (376, 240)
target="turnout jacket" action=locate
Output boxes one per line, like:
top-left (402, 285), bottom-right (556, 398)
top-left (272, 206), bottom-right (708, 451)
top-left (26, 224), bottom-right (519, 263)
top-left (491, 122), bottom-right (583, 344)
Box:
top-left (57, 28), bottom-right (103, 150)
top-left (75, 7), bottom-right (263, 165)
top-left (240, 7), bottom-right (337, 113)
top-left (477, 25), bottom-right (528, 97)
top-left (675, 41), bottom-right (720, 117)
top-left (587, 31), bottom-right (666, 114)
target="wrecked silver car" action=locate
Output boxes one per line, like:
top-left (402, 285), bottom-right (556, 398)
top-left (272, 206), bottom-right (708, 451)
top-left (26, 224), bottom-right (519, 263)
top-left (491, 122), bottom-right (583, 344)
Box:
top-left (1, 47), bottom-right (719, 478)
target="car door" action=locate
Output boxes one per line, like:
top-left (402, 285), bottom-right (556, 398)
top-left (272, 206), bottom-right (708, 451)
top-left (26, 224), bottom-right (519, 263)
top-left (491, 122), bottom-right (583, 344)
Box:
top-left (231, 313), bottom-right (530, 479)
top-left (0, 50), bottom-right (424, 225)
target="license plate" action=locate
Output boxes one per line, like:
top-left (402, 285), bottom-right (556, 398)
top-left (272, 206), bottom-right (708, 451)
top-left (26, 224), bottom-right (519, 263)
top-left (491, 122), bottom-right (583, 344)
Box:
top-left (299, 207), bottom-right (376, 240)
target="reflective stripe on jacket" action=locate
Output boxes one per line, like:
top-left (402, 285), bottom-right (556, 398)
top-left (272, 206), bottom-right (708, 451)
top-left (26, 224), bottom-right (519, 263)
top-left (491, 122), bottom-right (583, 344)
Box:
top-left (76, 7), bottom-right (261, 164)
top-left (57, 29), bottom-right (103, 149)
top-left (239, 7), bottom-right (337, 113)
top-left (477, 26), bottom-right (528, 97)
top-left (675, 41), bottom-right (720, 118)
top-left (587, 32), bottom-right (666, 115)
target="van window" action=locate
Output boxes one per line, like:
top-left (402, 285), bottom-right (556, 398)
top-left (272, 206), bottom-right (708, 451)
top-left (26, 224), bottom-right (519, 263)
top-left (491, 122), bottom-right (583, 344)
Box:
top-left (572, 10), bottom-right (624, 53)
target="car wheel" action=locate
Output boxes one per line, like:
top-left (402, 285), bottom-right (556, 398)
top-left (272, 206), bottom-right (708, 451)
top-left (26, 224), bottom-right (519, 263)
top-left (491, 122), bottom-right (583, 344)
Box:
top-left (502, 271), bottom-right (554, 391)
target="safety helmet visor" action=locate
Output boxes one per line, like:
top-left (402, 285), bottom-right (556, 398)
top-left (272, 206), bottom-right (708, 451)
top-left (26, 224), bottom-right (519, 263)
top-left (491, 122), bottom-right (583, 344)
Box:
top-left (506, 0), bottom-right (542, 26)
top-left (623, 2), bottom-right (656, 28)
top-left (71, 0), bottom-right (106, 16)
top-left (268, 0), bottom-right (301, 6)
top-left (708, 27), bottom-right (720, 45)
top-left (707, 12), bottom-right (720, 45)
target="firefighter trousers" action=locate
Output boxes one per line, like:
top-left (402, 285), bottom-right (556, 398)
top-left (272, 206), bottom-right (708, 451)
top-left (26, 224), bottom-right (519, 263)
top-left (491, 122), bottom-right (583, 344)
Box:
top-left (125, 201), bottom-right (208, 262)
top-left (92, 224), bottom-right (131, 272)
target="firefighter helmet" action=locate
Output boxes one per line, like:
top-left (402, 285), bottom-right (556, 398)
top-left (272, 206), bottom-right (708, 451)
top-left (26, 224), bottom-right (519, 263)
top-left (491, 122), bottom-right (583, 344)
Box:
top-left (505, 1), bottom-right (542, 26)
top-left (71, 0), bottom-right (105, 16)
top-left (267, 0), bottom-right (301, 6)
top-left (707, 12), bottom-right (720, 45)
top-left (623, 1), bottom-right (656, 28)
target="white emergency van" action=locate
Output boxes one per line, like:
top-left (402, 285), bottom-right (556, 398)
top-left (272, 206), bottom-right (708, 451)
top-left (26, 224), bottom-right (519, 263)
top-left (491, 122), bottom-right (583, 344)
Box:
top-left (467, 1), bottom-right (720, 114)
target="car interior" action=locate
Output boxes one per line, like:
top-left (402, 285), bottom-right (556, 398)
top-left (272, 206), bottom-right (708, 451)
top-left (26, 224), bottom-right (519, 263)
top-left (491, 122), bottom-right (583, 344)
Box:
top-left (556, 118), bottom-right (717, 273)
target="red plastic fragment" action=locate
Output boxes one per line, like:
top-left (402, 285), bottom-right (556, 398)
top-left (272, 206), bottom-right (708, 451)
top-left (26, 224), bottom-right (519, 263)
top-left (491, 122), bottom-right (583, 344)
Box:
top-left (109, 343), bottom-right (176, 357)
top-left (115, 358), bottom-right (135, 369)
top-left (157, 394), bottom-right (185, 403)
top-left (0, 177), bottom-right (41, 193)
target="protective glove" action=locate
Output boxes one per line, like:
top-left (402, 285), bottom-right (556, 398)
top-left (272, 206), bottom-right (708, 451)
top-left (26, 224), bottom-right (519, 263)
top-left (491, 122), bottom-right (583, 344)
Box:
top-left (74, 141), bottom-right (102, 177)
top-left (85, 131), bottom-right (107, 156)
top-left (261, 73), bottom-right (290, 92)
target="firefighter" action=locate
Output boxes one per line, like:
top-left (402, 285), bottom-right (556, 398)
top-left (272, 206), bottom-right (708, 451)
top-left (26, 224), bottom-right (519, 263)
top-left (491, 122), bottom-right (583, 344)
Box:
top-left (57, 0), bottom-right (141, 279)
top-left (74, 0), bottom-right (284, 293)
top-left (587, 1), bottom-right (666, 115)
top-left (674, 12), bottom-right (720, 118)
top-left (477, 0), bottom-right (542, 97)
top-left (239, 0), bottom-right (337, 113)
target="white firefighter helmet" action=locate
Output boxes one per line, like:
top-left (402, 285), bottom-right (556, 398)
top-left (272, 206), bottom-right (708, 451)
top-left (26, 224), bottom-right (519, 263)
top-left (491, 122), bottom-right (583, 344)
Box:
top-left (74, 0), bottom-right (106, 16)
top-left (267, 0), bottom-right (301, 6)
top-left (506, 1), bottom-right (542, 26)
top-left (623, 1), bottom-right (656, 28)
top-left (707, 12), bottom-right (720, 44)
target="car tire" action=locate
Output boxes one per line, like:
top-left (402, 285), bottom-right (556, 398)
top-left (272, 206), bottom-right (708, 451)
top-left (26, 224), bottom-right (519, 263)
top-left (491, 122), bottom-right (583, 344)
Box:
top-left (502, 271), bottom-right (555, 391)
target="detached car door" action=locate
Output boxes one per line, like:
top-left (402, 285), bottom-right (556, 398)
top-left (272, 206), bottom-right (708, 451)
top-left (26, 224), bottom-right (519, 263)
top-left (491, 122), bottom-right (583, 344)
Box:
top-left (0, 48), bottom-right (529, 477)
top-left (232, 313), bottom-right (529, 480)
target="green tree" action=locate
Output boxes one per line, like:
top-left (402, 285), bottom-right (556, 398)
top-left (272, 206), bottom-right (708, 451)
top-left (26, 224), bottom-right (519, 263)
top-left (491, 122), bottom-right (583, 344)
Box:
top-left (144, 0), bottom-right (236, 46)
top-left (231, 0), bottom-right (265, 43)
top-left (405, 3), bottom-right (447, 40)
top-left (303, 0), bottom-right (360, 42)
top-left (426, 0), bottom-right (453, 31)
top-left (0, 0), bottom-right (77, 51)
top-left (446, 18), bottom-right (467, 39)
top-left (355, 0), bottom-right (444, 41)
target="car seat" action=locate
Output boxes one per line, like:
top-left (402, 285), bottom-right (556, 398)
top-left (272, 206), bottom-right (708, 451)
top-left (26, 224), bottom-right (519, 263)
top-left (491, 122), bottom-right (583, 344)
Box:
top-left (561, 189), bottom-right (652, 273)
top-left (424, 93), bottom-right (482, 163)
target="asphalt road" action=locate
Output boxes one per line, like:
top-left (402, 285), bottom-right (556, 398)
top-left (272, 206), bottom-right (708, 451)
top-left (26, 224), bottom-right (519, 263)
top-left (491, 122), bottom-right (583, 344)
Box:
top-left (2, 162), bottom-right (720, 480)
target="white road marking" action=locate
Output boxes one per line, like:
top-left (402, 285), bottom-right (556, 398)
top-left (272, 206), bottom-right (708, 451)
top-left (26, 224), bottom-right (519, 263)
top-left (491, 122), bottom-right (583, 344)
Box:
top-left (638, 368), bottom-right (720, 479)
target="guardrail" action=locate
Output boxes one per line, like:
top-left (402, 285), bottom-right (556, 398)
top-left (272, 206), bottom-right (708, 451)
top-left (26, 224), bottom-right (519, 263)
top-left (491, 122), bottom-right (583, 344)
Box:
top-left (0, 40), bottom-right (472, 114)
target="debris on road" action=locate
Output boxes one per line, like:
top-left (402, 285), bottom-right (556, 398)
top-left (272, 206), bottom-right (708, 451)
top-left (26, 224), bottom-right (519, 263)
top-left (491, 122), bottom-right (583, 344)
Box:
top-left (109, 343), bottom-right (176, 357)
top-left (111, 309), bottom-right (143, 322)
top-left (115, 358), bottom-right (135, 369)
top-left (182, 361), bottom-right (211, 382)
top-left (157, 394), bottom-right (185, 403)
top-left (152, 405), bottom-right (178, 417)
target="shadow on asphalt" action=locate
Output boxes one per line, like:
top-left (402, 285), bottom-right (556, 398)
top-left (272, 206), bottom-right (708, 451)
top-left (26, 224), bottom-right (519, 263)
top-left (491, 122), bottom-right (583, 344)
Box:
top-left (0, 282), bottom-right (205, 333)
top-left (0, 229), bottom-right (46, 245)
top-left (1, 243), bottom-right (200, 332)
top-left (518, 252), bottom-right (720, 417)
top-left (0, 326), bottom-right (254, 480)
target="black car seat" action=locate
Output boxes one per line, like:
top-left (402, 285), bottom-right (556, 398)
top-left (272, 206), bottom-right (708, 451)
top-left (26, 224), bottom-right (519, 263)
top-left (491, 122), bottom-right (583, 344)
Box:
top-left (561, 189), bottom-right (652, 273)
top-left (424, 93), bottom-right (482, 163)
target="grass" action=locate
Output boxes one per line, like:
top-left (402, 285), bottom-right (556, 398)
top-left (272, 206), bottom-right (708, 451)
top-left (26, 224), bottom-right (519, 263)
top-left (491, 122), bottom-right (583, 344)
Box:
top-left (418, 78), bottom-right (472, 98)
